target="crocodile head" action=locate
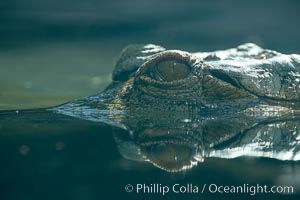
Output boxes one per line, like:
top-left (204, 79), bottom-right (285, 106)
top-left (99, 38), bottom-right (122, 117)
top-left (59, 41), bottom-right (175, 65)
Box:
top-left (52, 43), bottom-right (300, 172)
top-left (106, 43), bottom-right (300, 112)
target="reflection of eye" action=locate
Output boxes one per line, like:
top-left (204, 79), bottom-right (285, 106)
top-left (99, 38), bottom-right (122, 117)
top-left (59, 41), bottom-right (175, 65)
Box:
top-left (153, 60), bottom-right (191, 82)
top-left (144, 143), bottom-right (193, 163)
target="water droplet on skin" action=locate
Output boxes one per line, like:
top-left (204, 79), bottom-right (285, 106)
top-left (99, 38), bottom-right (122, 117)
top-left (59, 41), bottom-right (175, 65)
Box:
top-left (181, 119), bottom-right (192, 123)
top-left (259, 54), bottom-right (266, 59)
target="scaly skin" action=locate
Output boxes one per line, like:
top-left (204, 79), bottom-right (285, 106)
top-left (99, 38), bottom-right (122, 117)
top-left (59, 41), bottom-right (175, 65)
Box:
top-left (105, 43), bottom-right (300, 112)
top-left (52, 43), bottom-right (300, 172)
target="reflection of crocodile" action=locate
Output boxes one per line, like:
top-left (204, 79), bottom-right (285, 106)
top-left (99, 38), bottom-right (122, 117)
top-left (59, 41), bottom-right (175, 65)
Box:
top-left (52, 43), bottom-right (300, 172)
top-left (113, 114), bottom-right (300, 172)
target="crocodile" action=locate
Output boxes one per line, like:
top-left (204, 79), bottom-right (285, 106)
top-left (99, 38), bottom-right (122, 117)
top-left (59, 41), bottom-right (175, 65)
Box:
top-left (54, 43), bottom-right (300, 116)
top-left (50, 43), bottom-right (300, 172)
top-left (111, 43), bottom-right (300, 111)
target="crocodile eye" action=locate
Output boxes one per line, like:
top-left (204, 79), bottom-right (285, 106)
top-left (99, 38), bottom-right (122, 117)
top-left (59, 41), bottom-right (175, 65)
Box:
top-left (154, 60), bottom-right (191, 82)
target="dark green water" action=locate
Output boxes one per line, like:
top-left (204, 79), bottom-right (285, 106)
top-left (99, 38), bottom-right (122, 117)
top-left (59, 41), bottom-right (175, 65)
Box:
top-left (0, 110), bottom-right (299, 200)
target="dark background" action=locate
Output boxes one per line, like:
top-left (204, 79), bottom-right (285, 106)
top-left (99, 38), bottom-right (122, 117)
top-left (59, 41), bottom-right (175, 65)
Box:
top-left (1, 0), bottom-right (300, 51)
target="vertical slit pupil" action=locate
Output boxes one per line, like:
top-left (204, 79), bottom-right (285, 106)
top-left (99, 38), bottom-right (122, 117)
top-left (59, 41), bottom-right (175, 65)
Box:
top-left (154, 60), bottom-right (191, 82)
top-left (172, 63), bottom-right (176, 72)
